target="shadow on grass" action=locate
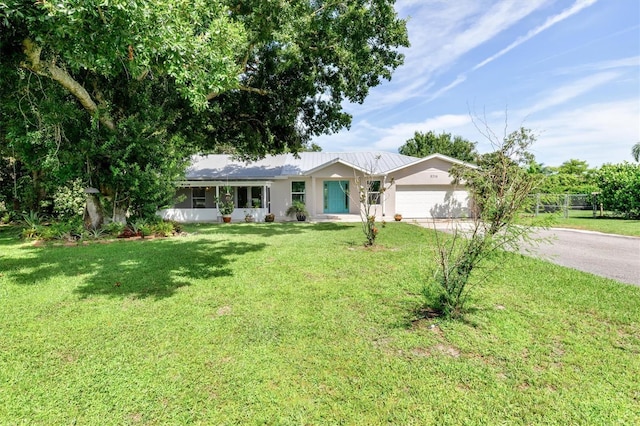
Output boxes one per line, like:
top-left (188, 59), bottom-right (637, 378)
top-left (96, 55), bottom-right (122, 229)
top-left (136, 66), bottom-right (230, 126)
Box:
top-left (3, 237), bottom-right (267, 300)
top-left (0, 225), bottom-right (22, 246)
top-left (183, 222), bottom-right (353, 237)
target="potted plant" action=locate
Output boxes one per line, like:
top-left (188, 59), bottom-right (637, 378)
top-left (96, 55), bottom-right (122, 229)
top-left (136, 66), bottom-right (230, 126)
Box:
top-left (286, 200), bottom-right (308, 222)
top-left (217, 190), bottom-right (235, 223)
top-left (244, 200), bottom-right (261, 222)
top-left (394, 213), bottom-right (402, 221)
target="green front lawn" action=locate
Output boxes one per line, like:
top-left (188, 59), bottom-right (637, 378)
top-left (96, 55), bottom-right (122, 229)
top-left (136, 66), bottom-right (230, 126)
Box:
top-left (545, 210), bottom-right (640, 236)
top-left (1, 223), bottom-right (639, 424)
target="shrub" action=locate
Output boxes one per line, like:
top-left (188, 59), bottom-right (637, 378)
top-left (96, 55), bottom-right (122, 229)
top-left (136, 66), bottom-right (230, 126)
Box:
top-left (22, 211), bottom-right (41, 228)
top-left (53, 179), bottom-right (86, 220)
top-left (139, 223), bottom-right (153, 238)
top-left (104, 221), bottom-right (126, 237)
top-left (431, 127), bottom-right (543, 319)
top-left (596, 162), bottom-right (640, 218)
top-left (152, 221), bottom-right (175, 237)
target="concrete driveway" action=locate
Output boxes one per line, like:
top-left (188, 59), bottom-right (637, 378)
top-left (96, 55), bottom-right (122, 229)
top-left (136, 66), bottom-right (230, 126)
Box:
top-left (418, 221), bottom-right (640, 286)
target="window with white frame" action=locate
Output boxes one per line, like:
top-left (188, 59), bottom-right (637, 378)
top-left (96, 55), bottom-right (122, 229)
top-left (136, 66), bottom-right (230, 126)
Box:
top-left (192, 187), bottom-right (206, 208)
top-left (291, 181), bottom-right (305, 203)
top-left (367, 180), bottom-right (381, 205)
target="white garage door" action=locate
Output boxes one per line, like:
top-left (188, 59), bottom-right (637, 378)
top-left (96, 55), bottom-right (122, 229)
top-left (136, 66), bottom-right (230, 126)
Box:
top-left (396, 186), bottom-right (469, 218)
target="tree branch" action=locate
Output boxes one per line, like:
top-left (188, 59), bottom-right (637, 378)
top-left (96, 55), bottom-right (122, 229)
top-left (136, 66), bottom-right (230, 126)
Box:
top-left (20, 38), bottom-right (116, 131)
top-left (206, 85), bottom-right (270, 101)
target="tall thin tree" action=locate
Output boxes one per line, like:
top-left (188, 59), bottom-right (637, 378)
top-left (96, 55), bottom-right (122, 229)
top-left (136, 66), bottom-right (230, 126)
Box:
top-left (632, 142), bottom-right (640, 162)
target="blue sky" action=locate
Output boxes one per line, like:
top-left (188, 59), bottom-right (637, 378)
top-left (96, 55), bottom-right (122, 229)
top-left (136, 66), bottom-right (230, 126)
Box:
top-left (313, 0), bottom-right (640, 167)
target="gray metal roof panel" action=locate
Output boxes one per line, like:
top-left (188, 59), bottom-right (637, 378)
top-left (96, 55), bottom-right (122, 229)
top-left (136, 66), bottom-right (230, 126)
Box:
top-left (185, 154), bottom-right (288, 179)
top-left (185, 152), bottom-right (420, 179)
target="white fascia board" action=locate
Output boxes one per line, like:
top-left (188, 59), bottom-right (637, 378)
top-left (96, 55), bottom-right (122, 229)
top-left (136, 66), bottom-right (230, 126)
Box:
top-left (175, 180), bottom-right (274, 187)
top-left (303, 158), bottom-right (375, 176)
top-left (386, 153), bottom-right (478, 174)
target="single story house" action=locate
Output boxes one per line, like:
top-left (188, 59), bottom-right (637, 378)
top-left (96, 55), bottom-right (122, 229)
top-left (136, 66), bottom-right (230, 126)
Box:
top-left (158, 152), bottom-right (474, 222)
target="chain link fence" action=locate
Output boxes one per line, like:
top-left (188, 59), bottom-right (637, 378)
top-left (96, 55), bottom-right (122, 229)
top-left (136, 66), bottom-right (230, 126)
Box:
top-left (529, 193), bottom-right (601, 218)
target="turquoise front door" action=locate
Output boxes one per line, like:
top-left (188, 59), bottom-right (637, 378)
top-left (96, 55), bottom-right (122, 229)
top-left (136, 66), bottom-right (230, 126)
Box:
top-left (324, 181), bottom-right (349, 213)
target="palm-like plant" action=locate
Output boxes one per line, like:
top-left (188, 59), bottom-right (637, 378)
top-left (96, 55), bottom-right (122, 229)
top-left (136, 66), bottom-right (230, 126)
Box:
top-left (286, 200), bottom-right (308, 221)
top-left (632, 142), bottom-right (640, 162)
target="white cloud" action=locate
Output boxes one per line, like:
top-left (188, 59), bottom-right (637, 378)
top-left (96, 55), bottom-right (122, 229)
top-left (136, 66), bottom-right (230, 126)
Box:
top-left (315, 113), bottom-right (473, 153)
top-left (527, 99), bottom-right (640, 166)
top-left (473, 0), bottom-right (599, 71)
top-left (428, 0), bottom-right (601, 103)
top-left (523, 71), bottom-right (621, 115)
top-left (358, 0), bottom-right (550, 111)
top-left (554, 56), bottom-right (640, 75)
top-left (313, 1), bottom-right (637, 169)
top-left (372, 114), bottom-right (473, 150)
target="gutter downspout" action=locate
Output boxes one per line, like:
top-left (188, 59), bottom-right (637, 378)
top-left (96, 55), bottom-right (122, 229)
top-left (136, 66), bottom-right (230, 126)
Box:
top-left (382, 175), bottom-right (387, 217)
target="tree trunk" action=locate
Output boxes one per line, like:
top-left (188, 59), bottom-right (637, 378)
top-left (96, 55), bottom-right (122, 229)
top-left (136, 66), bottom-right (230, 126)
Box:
top-left (111, 206), bottom-right (128, 224)
top-left (84, 194), bottom-right (104, 229)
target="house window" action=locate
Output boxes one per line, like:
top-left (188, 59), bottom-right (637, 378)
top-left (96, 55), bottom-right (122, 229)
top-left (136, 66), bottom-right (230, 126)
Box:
top-left (237, 186), bottom-right (264, 208)
top-left (367, 180), bottom-right (381, 205)
top-left (192, 187), bottom-right (206, 208)
top-left (237, 186), bottom-right (249, 208)
top-left (292, 181), bottom-right (305, 203)
top-left (251, 187), bottom-right (263, 208)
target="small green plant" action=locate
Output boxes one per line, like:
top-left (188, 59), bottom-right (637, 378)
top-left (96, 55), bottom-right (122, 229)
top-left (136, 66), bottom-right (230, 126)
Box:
top-left (170, 220), bottom-right (182, 233)
top-left (1, 207), bottom-right (13, 224)
top-left (285, 201), bottom-right (308, 221)
top-left (133, 219), bottom-right (153, 238)
top-left (129, 219), bottom-right (146, 235)
top-left (22, 211), bottom-right (41, 228)
top-left (152, 221), bottom-right (174, 237)
top-left (216, 189), bottom-right (235, 216)
top-left (49, 219), bottom-right (82, 241)
top-left (20, 211), bottom-right (44, 239)
top-left (21, 225), bottom-right (39, 239)
top-left (88, 226), bottom-right (106, 239)
top-left (104, 221), bottom-right (126, 237)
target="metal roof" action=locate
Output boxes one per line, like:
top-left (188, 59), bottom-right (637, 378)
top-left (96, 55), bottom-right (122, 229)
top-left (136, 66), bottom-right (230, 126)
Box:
top-left (185, 152), bottom-right (422, 179)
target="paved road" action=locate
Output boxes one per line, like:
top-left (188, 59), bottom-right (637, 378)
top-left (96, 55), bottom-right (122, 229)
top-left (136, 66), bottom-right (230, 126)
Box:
top-left (524, 228), bottom-right (640, 286)
top-left (421, 221), bottom-right (640, 286)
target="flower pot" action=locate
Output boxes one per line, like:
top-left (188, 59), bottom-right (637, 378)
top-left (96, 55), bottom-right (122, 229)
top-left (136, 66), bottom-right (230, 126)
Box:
top-left (296, 214), bottom-right (306, 222)
top-left (265, 214), bottom-right (275, 223)
top-left (394, 214), bottom-right (402, 221)
top-left (222, 216), bottom-right (232, 223)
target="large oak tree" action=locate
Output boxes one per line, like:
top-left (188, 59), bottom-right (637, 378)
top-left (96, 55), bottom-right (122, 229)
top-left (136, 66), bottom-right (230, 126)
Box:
top-left (1, 0), bottom-right (408, 219)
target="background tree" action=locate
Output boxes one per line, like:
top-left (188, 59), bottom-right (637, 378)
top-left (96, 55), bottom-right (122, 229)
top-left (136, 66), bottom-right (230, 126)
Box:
top-left (398, 131), bottom-right (478, 162)
top-left (535, 159), bottom-right (598, 194)
top-left (632, 142), bottom-right (640, 162)
top-left (1, 0), bottom-right (408, 222)
top-left (596, 162), bottom-right (640, 218)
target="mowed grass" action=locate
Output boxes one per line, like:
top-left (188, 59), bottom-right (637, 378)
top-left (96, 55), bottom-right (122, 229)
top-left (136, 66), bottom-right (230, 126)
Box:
top-left (1, 223), bottom-right (639, 424)
top-left (544, 210), bottom-right (640, 236)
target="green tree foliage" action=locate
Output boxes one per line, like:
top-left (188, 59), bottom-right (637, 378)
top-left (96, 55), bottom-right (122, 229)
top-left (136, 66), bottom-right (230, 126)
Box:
top-left (52, 178), bottom-right (86, 221)
top-left (596, 163), bottom-right (640, 218)
top-left (398, 131), bottom-right (478, 162)
top-left (1, 0), bottom-right (408, 219)
top-left (431, 127), bottom-right (542, 318)
top-left (534, 159), bottom-right (598, 194)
